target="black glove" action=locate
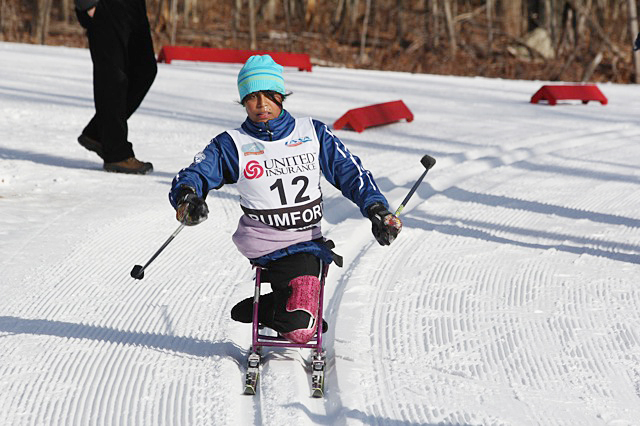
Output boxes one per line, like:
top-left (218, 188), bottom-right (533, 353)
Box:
top-left (175, 186), bottom-right (209, 226)
top-left (367, 202), bottom-right (402, 246)
top-left (635, 32), bottom-right (640, 51)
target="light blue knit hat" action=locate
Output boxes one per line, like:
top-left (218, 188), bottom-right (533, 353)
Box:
top-left (237, 55), bottom-right (285, 101)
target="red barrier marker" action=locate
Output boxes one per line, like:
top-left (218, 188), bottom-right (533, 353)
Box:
top-left (530, 85), bottom-right (607, 105)
top-left (333, 100), bottom-right (414, 132)
top-left (157, 46), bottom-right (312, 71)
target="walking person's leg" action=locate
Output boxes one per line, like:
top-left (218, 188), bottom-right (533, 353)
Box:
top-left (125, 2), bottom-right (157, 119)
top-left (77, 0), bottom-right (152, 174)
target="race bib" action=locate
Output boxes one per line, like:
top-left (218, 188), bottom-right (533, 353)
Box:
top-left (228, 117), bottom-right (323, 230)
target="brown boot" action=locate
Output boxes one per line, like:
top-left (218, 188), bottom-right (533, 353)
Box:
top-left (104, 157), bottom-right (153, 175)
top-left (78, 134), bottom-right (104, 158)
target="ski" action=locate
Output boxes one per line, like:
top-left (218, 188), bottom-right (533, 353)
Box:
top-left (310, 351), bottom-right (326, 398)
top-left (243, 350), bottom-right (261, 395)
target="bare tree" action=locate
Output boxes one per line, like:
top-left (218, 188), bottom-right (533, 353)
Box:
top-left (305, 0), bottom-right (317, 29)
top-left (627, 0), bottom-right (640, 82)
top-left (0, 0), bottom-right (6, 36)
top-left (283, 0), bottom-right (293, 50)
top-left (3, 0), bottom-right (640, 83)
top-left (184, 0), bottom-right (198, 27)
top-left (429, 0), bottom-right (441, 48)
top-left (334, 0), bottom-right (346, 27)
top-left (34, 0), bottom-right (53, 45)
top-left (61, 0), bottom-right (70, 23)
top-left (169, 0), bottom-right (178, 45)
top-left (359, 0), bottom-right (372, 63)
top-left (575, 0), bottom-right (592, 50)
top-left (233, 0), bottom-right (242, 43)
top-left (566, 0), bottom-right (624, 60)
top-left (582, 50), bottom-right (603, 81)
top-left (249, 0), bottom-right (257, 49)
top-left (486, 0), bottom-right (493, 55)
top-left (501, 0), bottom-right (522, 38)
top-left (443, 0), bottom-right (456, 54)
top-left (264, 0), bottom-right (277, 23)
top-left (396, 0), bottom-right (404, 43)
top-left (154, 0), bottom-right (166, 31)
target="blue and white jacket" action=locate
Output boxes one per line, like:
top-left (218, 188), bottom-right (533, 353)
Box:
top-left (169, 110), bottom-right (388, 265)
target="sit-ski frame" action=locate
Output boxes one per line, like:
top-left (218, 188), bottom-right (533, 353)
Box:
top-left (244, 262), bottom-right (329, 397)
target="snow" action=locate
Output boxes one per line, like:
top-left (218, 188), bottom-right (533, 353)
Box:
top-left (1, 41), bottom-right (640, 425)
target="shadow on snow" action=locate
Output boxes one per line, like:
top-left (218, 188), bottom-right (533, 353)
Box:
top-left (0, 315), bottom-right (246, 365)
top-left (284, 402), bottom-right (461, 426)
top-left (403, 213), bottom-right (640, 264)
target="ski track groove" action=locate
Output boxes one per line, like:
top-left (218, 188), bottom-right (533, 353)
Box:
top-left (329, 124), bottom-right (640, 425)
top-left (0, 204), bottom-right (252, 425)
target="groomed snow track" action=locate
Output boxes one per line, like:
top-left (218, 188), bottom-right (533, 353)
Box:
top-left (1, 42), bottom-right (640, 425)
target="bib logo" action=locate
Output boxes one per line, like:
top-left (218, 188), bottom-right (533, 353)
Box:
top-left (263, 153), bottom-right (317, 177)
top-left (241, 141), bottom-right (265, 156)
top-left (286, 136), bottom-right (312, 147)
top-left (244, 160), bottom-right (264, 179)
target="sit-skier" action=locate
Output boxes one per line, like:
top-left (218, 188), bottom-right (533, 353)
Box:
top-left (169, 55), bottom-right (402, 343)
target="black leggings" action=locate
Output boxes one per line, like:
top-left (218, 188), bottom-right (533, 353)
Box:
top-left (231, 253), bottom-right (321, 333)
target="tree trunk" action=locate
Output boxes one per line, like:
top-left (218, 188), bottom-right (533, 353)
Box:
top-left (359, 0), bottom-right (371, 63)
top-left (396, 0), bottom-right (404, 44)
top-left (431, 0), bottom-right (440, 48)
top-left (350, 0), bottom-right (361, 28)
top-left (184, 0), bottom-right (198, 27)
top-left (233, 0), bottom-right (242, 43)
top-left (154, 0), bottom-right (165, 31)
top-left (486, 0), bottom-right (493, 55)
top-left (548, 0), bottom-right (559, 48)
top-left (334, 0), bottom-right (345, 26)
top-left (283, 0), bottom-right (293, 50)
top-left (566, 0), bottom-right (625, 60)
top-left (169, 0), bottom-right (178, 45)
top-left (442, 0), bottom-right (456, 54)
top-left (34, 0), bottom-right (53, 45)
top-left (627, 0), bottom-right (640, 82)
top-left (62, 0), bottom-right (69, 23)
top-left (342, 0), bottom-right (361, 44)
top-left (501, 0), bottom-right (522, 38)
top-left (0, 0), bottom-right (6, 36)
top-left (305, 0), bottom-right (316, 30)
top-left (581, 50), bottom-right (602, 82)
top-left (248, 0), bottom-right (257, 49)
top-left (541, 0), bottom-right (551, 32)
top-left (575, 0), bottom-right (592, 50)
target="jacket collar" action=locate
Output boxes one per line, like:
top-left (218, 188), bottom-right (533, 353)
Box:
top-left (241, 110), bottom-right (295, 141)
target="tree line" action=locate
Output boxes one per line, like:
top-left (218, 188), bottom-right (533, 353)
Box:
top-left (2, 0), bottom-right (640, 83)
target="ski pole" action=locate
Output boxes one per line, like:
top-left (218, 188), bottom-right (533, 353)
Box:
top-left (130, 223), bottom-right (185, 280)
top-left (394, 154), bottom-right (436, 217)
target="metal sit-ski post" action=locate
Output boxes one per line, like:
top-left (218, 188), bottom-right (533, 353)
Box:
top-left (243, 262), bottom-right (329, 397)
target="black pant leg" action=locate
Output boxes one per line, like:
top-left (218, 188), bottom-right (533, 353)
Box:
top-left (83, 1), bottom-right (134, 162)
top-left (231, 292), bottom-right (276, 325)
top-left (230, 254), bottom-right (323, 333)
top-left (264, 254), bottom-right (321, 333)
top-left (125, 16), bottom-right (157, 119)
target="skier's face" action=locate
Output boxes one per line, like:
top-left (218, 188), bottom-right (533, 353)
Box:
top-left (244, 91), bottom-right (282, 123)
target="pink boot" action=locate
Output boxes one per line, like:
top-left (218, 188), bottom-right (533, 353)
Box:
top-left (281, 275), bottom-right (320, 344)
